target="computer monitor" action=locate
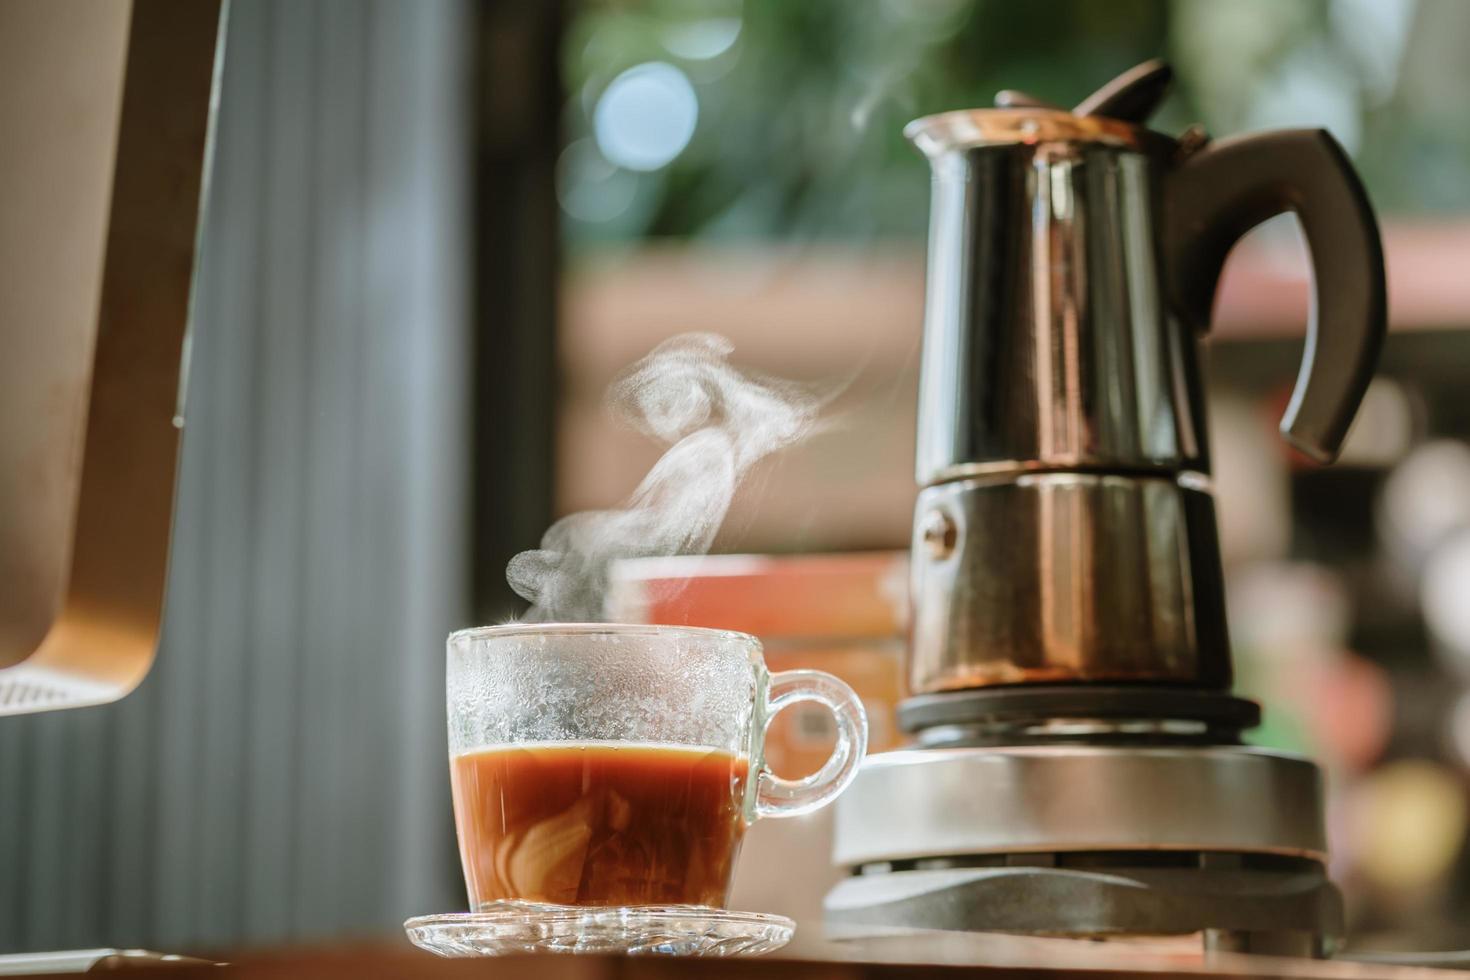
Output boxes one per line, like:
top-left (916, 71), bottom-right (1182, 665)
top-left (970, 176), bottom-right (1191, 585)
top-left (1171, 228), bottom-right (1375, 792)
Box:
top-left (0, 0), bottom-right (224, 713)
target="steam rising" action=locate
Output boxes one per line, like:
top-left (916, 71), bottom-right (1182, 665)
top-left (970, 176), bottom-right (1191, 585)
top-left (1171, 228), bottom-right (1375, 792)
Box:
top-left (508, 333), bottom-right (825, 622)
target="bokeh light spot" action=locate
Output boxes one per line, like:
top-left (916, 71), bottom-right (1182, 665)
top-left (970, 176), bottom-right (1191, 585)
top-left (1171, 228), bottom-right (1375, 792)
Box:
top-left (662, 18), bottom-right (741, 60)
top-left (594, 62), bottom-right (699, 172)
top-left (556, 138), bottom-right (638, 224)
top-left (1423, 528), bottom-right (1470, 665)
top-left (1352, 759), bottom-right (1468, 892)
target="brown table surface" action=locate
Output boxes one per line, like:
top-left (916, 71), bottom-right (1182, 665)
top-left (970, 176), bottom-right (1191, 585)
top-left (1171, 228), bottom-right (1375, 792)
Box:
top-left (16, 932), bottom-right (1467, 979)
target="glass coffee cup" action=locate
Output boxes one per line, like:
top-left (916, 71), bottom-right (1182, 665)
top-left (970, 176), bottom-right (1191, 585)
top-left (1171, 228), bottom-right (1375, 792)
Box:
top-left (446, 623), bottom-right (868, 910)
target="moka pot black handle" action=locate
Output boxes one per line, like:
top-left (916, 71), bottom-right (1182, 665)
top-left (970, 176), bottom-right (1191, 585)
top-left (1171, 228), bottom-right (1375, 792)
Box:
top-left (1164, 128), bottom-right (1387, 463)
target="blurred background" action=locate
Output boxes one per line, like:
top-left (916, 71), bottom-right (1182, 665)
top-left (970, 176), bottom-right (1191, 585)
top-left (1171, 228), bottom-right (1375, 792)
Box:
top-left (5, 0), bottom-right (1470, 959)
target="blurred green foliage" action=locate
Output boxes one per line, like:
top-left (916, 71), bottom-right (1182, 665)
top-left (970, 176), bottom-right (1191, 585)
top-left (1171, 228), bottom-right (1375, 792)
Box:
top-left (562, 0), bottom-right (1470, 245)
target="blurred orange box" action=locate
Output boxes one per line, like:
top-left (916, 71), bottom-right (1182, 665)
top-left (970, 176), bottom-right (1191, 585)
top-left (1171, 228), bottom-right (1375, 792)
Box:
top-left (608, 552), bottom-right (908, 777)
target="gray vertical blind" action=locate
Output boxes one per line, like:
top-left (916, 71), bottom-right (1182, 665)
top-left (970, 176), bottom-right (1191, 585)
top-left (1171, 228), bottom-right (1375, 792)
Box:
top-left (0, 0), bottom-right (470, 952)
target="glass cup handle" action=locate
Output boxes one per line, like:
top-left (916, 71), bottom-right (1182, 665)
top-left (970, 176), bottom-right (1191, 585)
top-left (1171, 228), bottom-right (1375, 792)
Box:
top-left (755, 669), bottom-right (869, 819)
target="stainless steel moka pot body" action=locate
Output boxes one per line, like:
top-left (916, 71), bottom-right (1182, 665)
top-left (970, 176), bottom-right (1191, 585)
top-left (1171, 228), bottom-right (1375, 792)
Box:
top-left (827, 62), bottom-right (1386, 956)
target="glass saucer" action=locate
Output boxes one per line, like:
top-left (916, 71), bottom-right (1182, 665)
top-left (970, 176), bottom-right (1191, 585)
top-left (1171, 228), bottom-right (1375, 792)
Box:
top-left (404, 902), bottom-right (795, 957)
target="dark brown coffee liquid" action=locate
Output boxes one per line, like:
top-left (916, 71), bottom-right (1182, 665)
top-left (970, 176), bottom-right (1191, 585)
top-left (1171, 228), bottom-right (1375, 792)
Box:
top-left (451, 742), bottom-right (749, 908)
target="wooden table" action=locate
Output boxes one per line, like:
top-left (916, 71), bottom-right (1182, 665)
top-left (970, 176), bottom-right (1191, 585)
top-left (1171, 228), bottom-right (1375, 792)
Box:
top-left (19, 932), bottom-right (1465, 978)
